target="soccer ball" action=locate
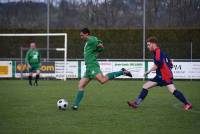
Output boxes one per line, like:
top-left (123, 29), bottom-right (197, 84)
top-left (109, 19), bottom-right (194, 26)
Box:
top-left (57, 99), bottom-right (68, 110)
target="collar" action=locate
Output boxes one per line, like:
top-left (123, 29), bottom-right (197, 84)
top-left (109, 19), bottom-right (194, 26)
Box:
top-left (154, 47), bottom-right (160, 52)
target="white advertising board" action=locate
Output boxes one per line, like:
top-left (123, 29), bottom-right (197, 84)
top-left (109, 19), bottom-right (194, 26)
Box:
top-left (81, 61), bottom-right (113, 78)
top-left (81, 61), bottom-right (144, 79)
top-left (1, 60), bottom-right (199, 79)
top-left (55, 61), bottom-right (78, 79)
top-left (112, 62), bottom-right (144, 78)
top-left (190, 62), bottom-right (200, 79)
top-left (15, 61), bottom-right (55, 78)
top-left (173, 62), bottom-right (200, 79)
top-left (147, 62), bottom-right (200, 79)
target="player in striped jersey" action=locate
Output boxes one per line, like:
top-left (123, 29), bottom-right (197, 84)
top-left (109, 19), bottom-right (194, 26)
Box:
top-left (127, 36), bottom-right (192, 110)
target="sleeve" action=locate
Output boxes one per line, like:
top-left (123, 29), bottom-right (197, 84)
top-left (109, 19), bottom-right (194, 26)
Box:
top-left (87, 37), bottom-right (96, 46)
top-left (38, 50), bottom-right (41, 64)
top-left (96, 39), bottom-right (104, 52)
top-left (25, 50), bottom-right (30, 64)
top-left (166, 54), bottom-right (173, 69)
top-left (98, 39), bottom-right (103, 44)
top-left (154, 49), bottom-right (163, 67)
top-left (169, 59), bottom-right (173, 68)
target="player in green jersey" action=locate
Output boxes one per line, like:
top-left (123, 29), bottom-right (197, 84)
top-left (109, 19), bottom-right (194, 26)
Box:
top-left (25, 42), bottom-right (41, 86)
top-left (72, 28), bottom-right (132, 110)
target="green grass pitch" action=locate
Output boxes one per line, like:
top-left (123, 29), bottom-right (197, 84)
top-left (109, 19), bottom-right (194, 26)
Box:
top-left (0, 80), bottom-right (200, 134)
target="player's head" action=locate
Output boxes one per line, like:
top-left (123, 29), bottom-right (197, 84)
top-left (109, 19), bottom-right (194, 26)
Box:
top-left (146, 36), bottom-right (159, 52)
top-left (30, 42), bottom-right (36, 49)
top-left (80, 28), bottom-right (90, 40)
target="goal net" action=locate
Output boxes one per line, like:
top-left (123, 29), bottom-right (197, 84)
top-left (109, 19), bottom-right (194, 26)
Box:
top-left (0, 33), bottom-right (67, 80)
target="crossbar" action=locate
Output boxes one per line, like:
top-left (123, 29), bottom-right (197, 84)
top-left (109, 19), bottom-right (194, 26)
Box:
top-left (0, 33), bottom-right (66, 36)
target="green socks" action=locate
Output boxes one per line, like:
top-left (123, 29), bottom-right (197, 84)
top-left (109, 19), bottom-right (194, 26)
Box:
top-left (72, 71), bottom-right (123, 107)
top-left (73, 90), bottom-right (84, 107)
top-left (106, 71), bottom-right (123, 80)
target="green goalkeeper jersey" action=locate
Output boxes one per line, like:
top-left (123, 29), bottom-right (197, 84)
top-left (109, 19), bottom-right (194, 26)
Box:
top-left (25, 49), bottom-right (41, 65)
top-left (84, 36), bottom-right (103, 65)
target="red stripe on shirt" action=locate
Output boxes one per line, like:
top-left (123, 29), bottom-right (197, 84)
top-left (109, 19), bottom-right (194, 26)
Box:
top-left (160, 59), bottom-right (173, 81)
top-left (155, 48), bottom-right (160, 61)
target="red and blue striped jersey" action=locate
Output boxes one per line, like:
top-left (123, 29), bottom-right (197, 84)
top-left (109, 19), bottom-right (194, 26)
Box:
top-left (153, 48), bottom-right (173, 81)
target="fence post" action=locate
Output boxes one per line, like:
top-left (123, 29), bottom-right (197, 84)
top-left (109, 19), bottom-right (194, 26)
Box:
top-left (190, 40), bottom-right (193, 81)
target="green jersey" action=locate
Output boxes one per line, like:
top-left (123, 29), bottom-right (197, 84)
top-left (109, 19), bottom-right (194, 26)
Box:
top-left (25, 49), bottom-right (41, 65)
top-left (84, 36), bottom-right (103, 65)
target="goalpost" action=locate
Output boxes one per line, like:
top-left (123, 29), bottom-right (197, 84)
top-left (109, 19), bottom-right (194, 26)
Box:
top-left (0, 33), bottom-right (67, 81)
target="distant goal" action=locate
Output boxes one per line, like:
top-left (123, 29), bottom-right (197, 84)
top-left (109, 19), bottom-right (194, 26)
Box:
top-left (0, 33), bottom-right (68, 80)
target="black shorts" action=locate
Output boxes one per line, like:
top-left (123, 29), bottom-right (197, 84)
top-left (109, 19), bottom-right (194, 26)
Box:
top-left (150, 75), bottom-right (173, 87)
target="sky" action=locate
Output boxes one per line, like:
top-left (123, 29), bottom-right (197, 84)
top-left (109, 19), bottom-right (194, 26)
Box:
top-left (0, 0), bottom-right (105, 3)
top-left (0, 0), bottom-right (105, 7)
top-left (1, 0), bottom-right (48, 3)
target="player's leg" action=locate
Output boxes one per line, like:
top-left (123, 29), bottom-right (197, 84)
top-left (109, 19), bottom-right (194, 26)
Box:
top-left (167, 84), bottom-right (192, 110)
top-left (106, 68), bottom-right (132, 80)
top-left (34, 70), bottom-right (40, 86)
top-left (95, 68), bottom-right (132, 84)
top-left (33, 64), bottom-right (40, 86)
top-left (28, 65), bottom-right (33, 86)
top-left (95, 73), bottom-right (109, 84)
top-left (127, 81), bottom-right (157, 109)
top-left (28, 72), bottom-right (33, 86)
top-left (72, 78), bottom-right (91, 110)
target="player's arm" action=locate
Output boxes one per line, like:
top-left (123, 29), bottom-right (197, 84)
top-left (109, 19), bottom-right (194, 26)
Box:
top-left (169, 59), bottom-right (173, 68)
top-left (25, 50), bottom-right (31, 68)
top-left (144, 49), bottom-right (162, 76)
top-left (154, 49), bottom-right (163, 67)
top-left (38, 50), bottom-right (41, 66)
top-left (96, 43), bottom-right (104, 52)
top-left (144, 64), bottom-right (158, 76)
top-left (166, 55), bottom-right (173, 69)
top-left (96, 40), bottom-right (104, 52)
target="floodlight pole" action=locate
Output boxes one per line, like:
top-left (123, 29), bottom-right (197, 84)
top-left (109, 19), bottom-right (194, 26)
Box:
top-left (143, 0), bottom-right (146, 80)
top-left (47, 0), bottom-right (50, 61)
top-left (143, 0), bottom-right (146, 60)
top-left (190, 40), bottom-right (193, 62)
top-left (20, 47), bottom-right (23, 80)
top-left (190, 40), bottom-right (193, 81)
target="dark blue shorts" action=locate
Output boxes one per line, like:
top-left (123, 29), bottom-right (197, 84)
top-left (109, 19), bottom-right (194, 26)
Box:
top-left (29, 64), bottom-right (40, 73)
top-left (150, 75), bottom-right (173, 87)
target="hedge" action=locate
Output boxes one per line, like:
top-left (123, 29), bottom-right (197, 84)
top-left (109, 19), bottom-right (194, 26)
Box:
top-left (0, 28), bottom-right (199, 59)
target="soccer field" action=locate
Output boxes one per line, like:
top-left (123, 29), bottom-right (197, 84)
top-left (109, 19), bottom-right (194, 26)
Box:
top-left (0, 80), bottom-right (199, 134)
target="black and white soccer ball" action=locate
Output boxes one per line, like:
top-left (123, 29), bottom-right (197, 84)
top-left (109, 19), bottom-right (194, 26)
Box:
top-left (57, 99), bottom-right (68, 110)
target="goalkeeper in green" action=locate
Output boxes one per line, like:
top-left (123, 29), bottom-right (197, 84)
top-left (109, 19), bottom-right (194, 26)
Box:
top-left (25, 42), bottom-right (41, 86)
top-left (72, 28), bottom-right (132, 110)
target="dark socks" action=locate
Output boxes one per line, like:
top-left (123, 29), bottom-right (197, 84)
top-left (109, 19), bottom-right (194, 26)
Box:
top-left (28, 76), bottom-right (32, 86)
top-left (29, 75), bottom-right (39, 86)
top-left (173, 90), bottom-right (188, 105)
top-left (135, 88), bottom-right (148, 105)
top-left (134, 89), bottom-right (188, 106)
top-left (35, 74), bottom-right (40, 85)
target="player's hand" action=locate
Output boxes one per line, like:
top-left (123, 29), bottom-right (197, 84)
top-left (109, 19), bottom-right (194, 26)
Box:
top-left (144, 71), bottom-right (150, 77)
top-left (96, 52), bottom-right (100, 57)
top-left (97, 44), bottom-right (104, 52)
top-left (98, 43), bottom-right (104, 47)
top-left (27, 64), bottom-right (31, 69)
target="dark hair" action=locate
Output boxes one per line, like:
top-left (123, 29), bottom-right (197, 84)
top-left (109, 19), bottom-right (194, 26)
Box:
top-left (80, 28), bottom-right (90, 35)
top-left (146, 36), bottom-right (158, 44)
